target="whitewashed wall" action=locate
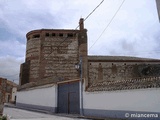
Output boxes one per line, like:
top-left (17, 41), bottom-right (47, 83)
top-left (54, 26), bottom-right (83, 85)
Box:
top-left (16, 85), bottom-right (57, 112)
top-left (11, 87), bottom-right (17, 102)
top-left (83, 87), bottom-right (160, 118)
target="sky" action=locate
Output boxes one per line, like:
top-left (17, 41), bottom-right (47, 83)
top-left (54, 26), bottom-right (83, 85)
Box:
top-left (0, 0), bottom-right (159, 84)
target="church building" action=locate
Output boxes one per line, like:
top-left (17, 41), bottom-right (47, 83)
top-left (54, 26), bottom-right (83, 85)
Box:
top-left (17, 18), bottom-right (160, 119)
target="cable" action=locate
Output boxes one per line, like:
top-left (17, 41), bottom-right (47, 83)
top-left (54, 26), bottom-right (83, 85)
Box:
top-left (35, 0), bottom-right (105, 68)
top-left (89, 0), bottom-right (126, 51)
top-left (39, 0), bottom-right (105, 79)
top-left (0, 73), bottom-right (19, 77)
top-left (75, 0), bottom-right (104, 29)
top-left (14, 0), bottom-right (105, 81)
top-left (35, 0), bottom-right (105, 65)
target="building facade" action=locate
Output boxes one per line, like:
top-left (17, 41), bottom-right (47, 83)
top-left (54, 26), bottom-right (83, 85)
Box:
top-left (0, 78), bottom-right (17, 115)
top-left (0, 78), bottom-right (7, 104)
top-left (0, 78), bottom-right (17, 104)
top-left (17, 18), bottom-right (160, 119)
top-left (20, 18), bottom-right (88, 88)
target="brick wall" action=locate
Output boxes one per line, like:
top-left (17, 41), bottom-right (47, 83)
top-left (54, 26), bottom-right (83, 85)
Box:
top-left (20, 25), bottom-right (88, 86)
top-left (0, 78), bottom-right (6, 103)
top-left (0, 78), bottom-right (6, 115)
top-left (88, 56), bottom-right (160, 90)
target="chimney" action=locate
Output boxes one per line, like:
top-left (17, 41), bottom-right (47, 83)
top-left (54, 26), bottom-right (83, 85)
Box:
top-left (79, 18), bottom-right (84, 30)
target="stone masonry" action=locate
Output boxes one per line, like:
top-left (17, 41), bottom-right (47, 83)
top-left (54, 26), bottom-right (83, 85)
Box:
top-left (20, 18), bottom-right (88, 87)
top-left (20, 18), bottom-right (160, 92)
top-left (0, 78), bottom-right (6, 115)
top-left (87, 56), bottom-right (160, 91)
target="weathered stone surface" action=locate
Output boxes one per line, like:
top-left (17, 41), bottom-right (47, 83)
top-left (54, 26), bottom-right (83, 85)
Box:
top-left (88, 56), bottom-right (160, 91)
top-left (20, 27), bottom-right (88, 86)
top-left (19, 19), bottom-right (160, 92)
top-left (0, 78), bottom-right (17, 114)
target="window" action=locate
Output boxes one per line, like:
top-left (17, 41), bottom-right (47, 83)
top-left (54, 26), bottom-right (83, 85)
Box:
top-left (52, 33), bottom-right (56, 36)
top-left (46, 33), bottom-right (49, 37)
top-left (59, 33), bottom-right (63, 37)
top-left (33, 34), bottom-right (40, 38)
top-left (68, 33), bottom-right (73, 37)
top-left (27, 37), bottom-right (30, 40)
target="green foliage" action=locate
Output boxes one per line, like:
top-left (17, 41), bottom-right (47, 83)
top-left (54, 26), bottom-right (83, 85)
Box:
top-left (0, 116), bottom-right (7, 120)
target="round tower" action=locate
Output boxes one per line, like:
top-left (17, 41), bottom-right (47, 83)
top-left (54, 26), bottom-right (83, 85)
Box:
top-left (20, 19), bottom-right (88, 86)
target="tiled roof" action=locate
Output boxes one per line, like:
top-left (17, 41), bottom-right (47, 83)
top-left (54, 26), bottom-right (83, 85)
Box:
top-left (87, 77), bottom-right (160, 92)
top-left (7, 80), bottom-right (18, 87)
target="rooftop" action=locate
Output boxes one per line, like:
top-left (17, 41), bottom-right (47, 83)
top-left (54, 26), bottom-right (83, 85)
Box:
top-left (87, 76), bottom-right (160, 92)
top-left (88, 56), bottom-right (160, 62)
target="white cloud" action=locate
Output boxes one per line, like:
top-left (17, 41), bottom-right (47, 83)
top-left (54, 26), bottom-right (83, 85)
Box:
top-left (0, 56), bottom-right (24, 84)
top-left (0, 39), bottom-right (26, 57)
top-left (0, 0), bottom-right (160, 84)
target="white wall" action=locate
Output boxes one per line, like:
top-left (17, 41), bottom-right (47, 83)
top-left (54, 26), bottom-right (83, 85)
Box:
top-left (11, 87), bottom-right (17, 102)
top-left (16, 85), bottom-right (57, 108)
top-left (83, 88), bottom-right (160, 113)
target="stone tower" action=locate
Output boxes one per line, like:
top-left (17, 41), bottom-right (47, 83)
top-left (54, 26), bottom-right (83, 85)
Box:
top-left (20, 18), bottom-right (88, 86)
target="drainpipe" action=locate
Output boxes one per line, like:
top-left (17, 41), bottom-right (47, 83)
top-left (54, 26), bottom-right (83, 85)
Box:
top-left (80, 56), bottom-right (84, 116)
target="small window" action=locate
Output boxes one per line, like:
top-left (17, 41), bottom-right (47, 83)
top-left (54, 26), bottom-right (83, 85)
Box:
top-left (52, 33), bottom-right (56, 36)
top-left (46, 33), bottom-right (49, 37)
top-left (68, 33), bottom-right (73, 37)
top-left (33, 34), bottom-right (40, 38)
top-left (27, 37), bottom-right (30, 40)
top-left (59, 33), bottom-right (63, 37)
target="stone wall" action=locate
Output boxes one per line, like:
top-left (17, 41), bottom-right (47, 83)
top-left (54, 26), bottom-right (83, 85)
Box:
top-left (88, 56), bottom-right (160, 91)
top-left (25, 30), bottom-right (80, 83)
top-left (20, 26), bottom-right (88, 86)
top-left (39, 31), bottom-right (79, 81)
top-left (0, 78), bottom-right (6, 102)
top-left (0, 78), bottom-right (6, 115)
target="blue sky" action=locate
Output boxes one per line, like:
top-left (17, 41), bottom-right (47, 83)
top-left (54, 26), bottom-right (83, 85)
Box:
top-left (0, 0), bottom-right (159, 84)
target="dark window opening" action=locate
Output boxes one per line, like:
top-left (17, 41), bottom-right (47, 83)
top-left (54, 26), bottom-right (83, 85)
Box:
top-left (33, 34), bottom-right (40, 38)
top-left (52, 33), bottom-right (56, 36)
top-left (46, 33), bottom-right (49, 37)
top-left (59, 33), bottom-right (63, 37)
top-left (27, 37), bottom-right (30, 40)
top-left (68, 33), bottom-right (73, 37)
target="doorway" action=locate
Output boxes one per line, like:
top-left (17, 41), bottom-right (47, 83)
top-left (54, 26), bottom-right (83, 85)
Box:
top-left (58, 81), bottom-right (80, 114)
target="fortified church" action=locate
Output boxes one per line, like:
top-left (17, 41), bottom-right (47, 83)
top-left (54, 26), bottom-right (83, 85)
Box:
top-left (17, 18), bottom-right (160, 119)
